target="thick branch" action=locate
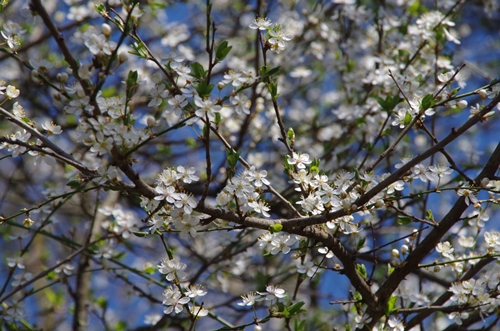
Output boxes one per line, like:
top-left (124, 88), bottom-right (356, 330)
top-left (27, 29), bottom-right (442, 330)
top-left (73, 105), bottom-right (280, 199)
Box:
top-left (363, 138), bottom-right (500, 328)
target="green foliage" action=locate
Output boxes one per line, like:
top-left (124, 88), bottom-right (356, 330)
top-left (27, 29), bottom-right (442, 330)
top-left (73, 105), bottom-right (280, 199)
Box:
top-left (385, 295), bottom-right (398, 315)
top-left (226, 148), bottom-right (241, 178)
top-left (190, 62), bottom-right (207, 80)
top-left (294, 318), bottom-right (306, 331)
top-left (194, 81), bottom-right (215, 98)
top-left (125, 70), bottom-right (138, 99)
top-left (420, 93), bottom-right (435, 112)
top-left (215, 40), bottom-right (232, 62)
top-left (375, 94), bottom-right (402, 112)
top-left (269, 224), bottom-right (283, 233)
top-left (397, 216), bottom-right (412, 225)
top-left (129, 41), bottom-right (148, 59)
top-left (356, 264), bottom-right (367, 279)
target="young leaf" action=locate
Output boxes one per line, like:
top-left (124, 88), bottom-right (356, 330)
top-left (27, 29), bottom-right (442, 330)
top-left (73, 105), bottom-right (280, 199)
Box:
top-left (194, 81), bottom-right (214, 98)
top-left (420, 93), bottom-right (435, 111)
top-left (385, 295), bottom-right (398, 315)
top-left (215, 40), bottom-right (232, 62)
top-left (269, 224), bottom-right (283, 233)
top-left (397, 216), bottom-right (412, 225)
top-left (190, 62), bottom-right (206, 80)
top-left (287, 301), bottom-right (306, 315)
top-left (356, 264), bottom-right (367, 279)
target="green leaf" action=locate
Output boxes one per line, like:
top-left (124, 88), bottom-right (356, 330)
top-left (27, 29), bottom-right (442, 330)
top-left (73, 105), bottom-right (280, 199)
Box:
top-left (125, 70), bottom-right (138, 100)
top-left (114, 321), bottom-right (127, 331)
top-left (450, 87), bottom-right (461, 96)
top-left (67, 179), bottom-right (82, 189)
top-left (214, 112), bottom-right (222, 125)
top-left (215, 41), bottom-right (232, 62)
top-left (287, 127), bottom-right (295, 142)
top-left (385, 295), bottom-right (398, 315)
top-left (95, 3), bottom-right (106, 15)
top-left (260, 65), bottom-right (281, 83)
top-left (126, 70), bottom-right (138, 89)
top-left (283, 307), bottom-right (291, 318)
top-left (95, 297), bottom-right (108, 310)
top-left (129, 42), bottom-right (148, 59)
top-left (287, 301), bottom-right (306, 315)
top-left (310, 158), bottom-right (320, 174)
top-left (226, 148), bottom-right (241, 178)
top-left (194, 81), bottom-right (214, 98)
top-left (397, 216), bottom-right (412, 225)
top-left (420, 93), bottom-right (435, 111)
top-left (404, 111), bottom-right (413, 126)
top-left (267, 82), bottom-right (279, 99)
top-left (356, 264), bottom-right (367, 279)
top-left (269, 224), bottom-right (283, 233)
top-left (388, 263), bottom-right (395, 276)
top-left (426, 209), bottom-right (434, 222)
top-left (294, 319), bottom-right (306, 331)
top-left (186, 136), bottom-right (197, 148)
top-left (283, 156), bottom-right (294, 175)
top-left (375, 96), bottom-right (388, 110)
top-left (190, 62), bottom-right (206, 80)
top-left (144, 265), bottom-right (156, 274)
top-left (356, 237), bottom-right (366, 251)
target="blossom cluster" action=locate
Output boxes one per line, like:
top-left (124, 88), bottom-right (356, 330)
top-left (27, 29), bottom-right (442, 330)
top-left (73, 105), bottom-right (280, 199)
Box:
top-left (238, 284), bottom-right (287, 307)
top-left (249, 17), bottom-right (293, 53)
top-left (258, 231), bottom-right (299, 255)
top-left (216, 166), bottom-right (271, 217)
top-left (448, 264), bottom-right (500, 324)
top-left (98, 204), bottom-right (138, 239)
top-left (157, 258), bottom-right (208, 316)
top-left (142, 166), bottom-right (201, 237)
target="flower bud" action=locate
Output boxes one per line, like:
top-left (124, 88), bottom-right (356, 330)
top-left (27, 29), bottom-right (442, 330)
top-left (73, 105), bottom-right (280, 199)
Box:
top-left (433, 265), bottom-right (441, 272)
top-left (146, 116), bottom-right (156, 128)
top-left (478, 89), bottom-right (488, 100)
top-left (56, 72), bottom-right (69, 83)
top-left (481, 177), bottom-right (490, 187)
top-left (401, 245), bottom-right (408, 255)
top-left (457, 100), bottom-right (468, 109)
top-left (102, 23), bottom-right (112, 37)
top-left (119, 52), bottom-right (128, 63)
top-left (391, 249), bottom-right (400, 258)
top-left (24, 217), bottom-right (34, 227)
top-left (254, 326), bottom-right (262, 331)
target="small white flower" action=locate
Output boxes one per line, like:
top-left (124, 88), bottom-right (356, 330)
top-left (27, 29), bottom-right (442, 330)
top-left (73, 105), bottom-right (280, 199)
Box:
top-left (249, 17), bottom-right (272, 30)
top-left (41, 121), bottom-right (63, 135)
top-left (287, 152), bottom-right (312, 169)
top-left (258, 284), bottom-right (286, 301)
top-left (5, 85), bottom-right (20, 99)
